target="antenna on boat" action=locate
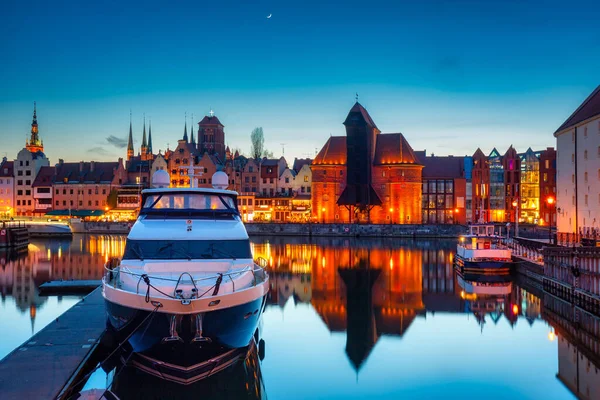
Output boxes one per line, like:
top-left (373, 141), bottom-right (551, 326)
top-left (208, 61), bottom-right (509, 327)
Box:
top-left (178, 158), bottom-right (203, 188)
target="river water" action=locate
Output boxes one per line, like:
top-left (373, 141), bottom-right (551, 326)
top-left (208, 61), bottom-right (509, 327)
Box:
top-left (1, 234), bottom-right (597, 399)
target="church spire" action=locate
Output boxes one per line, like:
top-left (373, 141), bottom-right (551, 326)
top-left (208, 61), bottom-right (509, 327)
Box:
top-left (148, 119), bottom-right (153, 155)
top-left (127, 111), bottom-right (134, 160)
top-left (26, 101), bottom-right (43, 153)
top-left (190, 113), bottom-right (196, 145)
top-left (183, 113), bottom-right (189, 142)
top-left (141, 114), bottom-right (148, 159)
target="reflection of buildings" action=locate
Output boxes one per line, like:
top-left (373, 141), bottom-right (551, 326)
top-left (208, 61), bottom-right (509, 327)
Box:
top-left (0, 234), bottom-right (126, 328)
top-left (543, 292), bottom-right (600, 399)
top-left (254, 237), bottom-right (432, 370)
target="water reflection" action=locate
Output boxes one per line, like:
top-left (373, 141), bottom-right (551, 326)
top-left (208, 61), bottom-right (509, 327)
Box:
top-left (0, 234), bottom-right (126, 359)
top-left (1, 235), bottom-right (599, 399)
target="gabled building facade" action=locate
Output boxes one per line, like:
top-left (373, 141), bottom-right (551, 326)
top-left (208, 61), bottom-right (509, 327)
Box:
top-left (312, 102), bottom-right (422, 224)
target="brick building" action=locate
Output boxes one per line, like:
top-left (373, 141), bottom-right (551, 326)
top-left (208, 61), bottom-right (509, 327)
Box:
top-left (312, 102), bottom-right (422, 224)
top-left (539, 147), bottom-right (557, 225)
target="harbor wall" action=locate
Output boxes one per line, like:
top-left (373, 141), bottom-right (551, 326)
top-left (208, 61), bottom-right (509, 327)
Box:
top-left (245, 223), bottom-right (466, 238)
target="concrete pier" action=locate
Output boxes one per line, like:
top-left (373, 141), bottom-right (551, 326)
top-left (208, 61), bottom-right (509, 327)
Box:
top-left (0, 287), bottom-right (105, 400)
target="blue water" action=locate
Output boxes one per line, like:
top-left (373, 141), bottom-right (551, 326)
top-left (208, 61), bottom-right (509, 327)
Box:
top-left (2, 235), bottom-right (594, 399)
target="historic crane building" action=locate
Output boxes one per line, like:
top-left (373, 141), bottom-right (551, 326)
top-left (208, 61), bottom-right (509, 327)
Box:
top-left (311, 102), bottom-right (423, 224)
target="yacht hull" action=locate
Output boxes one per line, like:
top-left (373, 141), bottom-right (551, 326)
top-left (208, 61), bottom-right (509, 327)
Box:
top-left (454, 254), bottom-right (515, 273)
top-left (105, 294), bottom-right (267, 352)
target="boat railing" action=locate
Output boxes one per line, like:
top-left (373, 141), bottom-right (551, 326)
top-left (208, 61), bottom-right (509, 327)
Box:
top-left (103, 259), bottom-right (268, 296)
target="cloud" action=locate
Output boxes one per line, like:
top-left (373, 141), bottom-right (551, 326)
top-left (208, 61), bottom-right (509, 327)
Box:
top-left (87, 146), bottom-right (112, 156)
top-left (106, 135), bottom-right (128, 149)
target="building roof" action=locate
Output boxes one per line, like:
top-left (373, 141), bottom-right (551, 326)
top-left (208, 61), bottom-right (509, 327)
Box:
top-left (292, 158), bottom-right (312, 173)
top-left (127, 158), bottom-right (152, 173)
top-left (54, 161), bottom-right (119, 184)
top-left (555, 85), bottom-right (600, 135)
top-left (0, 160), bottom-right (14, 177)
top-left (198, 115), bottom-right (224, 126)
top-left (313, 136), bottom-right (347, 165)
top-left (343, 102), bottom-right (378, 129)
top-left (373, 133), bottom-right (421, 165)
top-left (421, 156), bottom-right (464, 179)
top-left (32, 166), bottom-right (55, 187)
top-left (261, 158), bottom-right (280, 167)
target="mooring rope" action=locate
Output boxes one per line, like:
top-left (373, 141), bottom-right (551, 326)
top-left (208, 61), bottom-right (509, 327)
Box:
top-left (62, 303), bottom-right (162, 400)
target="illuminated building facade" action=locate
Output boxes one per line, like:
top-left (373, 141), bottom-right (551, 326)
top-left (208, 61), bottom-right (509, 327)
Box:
top-left (519, 148), bottom-right (541, 224)
top-left (470, 148), bottom-right (489, 223)
top-left (417, 152), bottom-right (467, 224)
top-left (488, 148), bottom-right (505, 222)
top-left (554, 85), bottom-right (600, 234)
top-left (539, 147), bottom-right (557, 226)
top-left (0, 158), bottom-right (14, 217)
top-left (503, 146), bottom-right (521, 223)
top-left (312, 102), bottom-right (423, 224)
top-left (52, 160), bottom-right (127, 212)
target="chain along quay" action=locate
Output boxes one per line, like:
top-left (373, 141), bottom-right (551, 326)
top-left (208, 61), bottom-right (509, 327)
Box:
top-left (0, 232), bottom-right (598, 399)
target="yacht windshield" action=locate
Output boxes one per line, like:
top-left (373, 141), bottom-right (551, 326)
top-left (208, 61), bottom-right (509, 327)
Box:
top-left (123, 239), bottom-right (252, 260)
top-left (143, 193), bottom-right (236, 211)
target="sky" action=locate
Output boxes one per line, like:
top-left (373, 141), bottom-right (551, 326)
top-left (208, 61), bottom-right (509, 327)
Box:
top-left (1, 0), bottom-right (599, 163)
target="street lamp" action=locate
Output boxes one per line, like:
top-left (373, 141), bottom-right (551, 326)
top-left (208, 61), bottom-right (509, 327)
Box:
top-left (321, 207), bottom-right (326, 224)
top-left (389, 207), bottom-right (394, 224)
top-left (547, 196), bottom-right (555, 244)
top-left (512, 199), bottom-right (519, 238)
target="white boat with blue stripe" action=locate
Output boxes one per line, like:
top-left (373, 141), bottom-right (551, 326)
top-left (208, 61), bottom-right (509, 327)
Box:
top-left (102, 170), bottom-right (269, 378)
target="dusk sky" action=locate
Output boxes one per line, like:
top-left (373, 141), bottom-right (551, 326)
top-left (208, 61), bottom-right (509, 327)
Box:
top-left (1, 0), bottom-right (599, 163)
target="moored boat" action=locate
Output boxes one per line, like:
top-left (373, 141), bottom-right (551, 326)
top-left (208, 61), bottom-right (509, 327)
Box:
top-left (102, 170), bottom-right (269, 379)
top-left (455, 224), bottom-right (515, 274)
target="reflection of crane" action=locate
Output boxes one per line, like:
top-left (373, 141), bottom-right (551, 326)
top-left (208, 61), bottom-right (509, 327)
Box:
top-left (280, 143), bottom-right (286, 157)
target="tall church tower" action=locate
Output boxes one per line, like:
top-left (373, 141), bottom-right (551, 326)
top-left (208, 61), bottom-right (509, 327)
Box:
top-left (126, 114), bottom-right (134, 161)
top-left (25, 102), bottom-right (44, 153)
top-left (140, 117), bottom-right (148, 159)
top-left (147, 120), bottom-right (153, 159)
top-left (198, 110), bottom-right (225, 161)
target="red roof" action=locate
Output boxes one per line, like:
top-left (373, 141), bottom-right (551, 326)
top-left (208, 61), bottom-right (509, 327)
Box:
top-left (373, 133), bottom-right (421, 165)
top-left (421, 156), bottom-right (464, 178)
top-left (344, 102), bottom-right (378, 129)
top-left (198, 115), bottom-right (224, 126)
top-left (0, 161), bottom-right (14, 177)
top-left (54, 162), bottom-right (119, 184)
top-left (32, 166), bottom-right (55, 187)
top-left (313, 136), bottom-right (347, 165)
top-left (555, 85), bottom-right (600, 135)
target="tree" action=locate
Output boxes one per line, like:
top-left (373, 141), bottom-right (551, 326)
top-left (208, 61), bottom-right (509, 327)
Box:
top-left (106, 189), bottom-right (118, 209)
top-left (250, 127), bottom-right (264, 160)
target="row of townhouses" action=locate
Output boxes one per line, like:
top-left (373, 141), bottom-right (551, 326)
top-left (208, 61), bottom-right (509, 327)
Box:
top-left (0, 102), bottom-right (559, 225)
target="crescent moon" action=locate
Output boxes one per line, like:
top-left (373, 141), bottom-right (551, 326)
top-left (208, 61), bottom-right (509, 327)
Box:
top-left (267, 14), bottom-right (272, 19)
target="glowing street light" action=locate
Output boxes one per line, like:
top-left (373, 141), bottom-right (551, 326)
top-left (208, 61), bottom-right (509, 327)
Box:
top-left (546, 196), bottom-right (555, 244)
top-left (389, 208), bottom-right (394, 224)
top-left (512, 199), bottom-right (519, 238)
top-left (321, 207), bottom-right (326, 224)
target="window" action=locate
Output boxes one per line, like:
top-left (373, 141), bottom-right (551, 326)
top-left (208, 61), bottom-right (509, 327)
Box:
top-left (63, 201), bottom-right (66, 206)
top-left (16, 200), bottom-right (20, 206)
top-left (584, 150), bottom-right (588, 159)
top-left (285, 177), bottom-right (289, 183)
top-left (248, 199), bottom-right (253, 206)
top-left (262, 178), bottom-right (266, 184)
top-left (17, 170), bottom-right (23, 176)
top-left (245, 177), bottom-right (249, 183)
top-left (382, 171), bottom-right (386, 177)
top-left (585, 172), bottom-right (588, 183)
top-left (543, 173), bottom-right (548, 182)
top-left (545, 160), bottom-right (549, 169)
top-left (19, 161), bottom-right (23, 166)
top-left (249, 166), bottom-right (254, 173)
top-left (88, 189), bottom-right (92, 195)
top-left (95, 200), bottom-right (99, 206)
top-left (585, 195), bottom-right (588, 206)
top-left (25, 170), bottom-right (31, 176)
top-left (25, 190), bottom-right (31, 195)
top-left (17, 190), bottom-right (22, 195)
top-left (70, 200), bottom-right (73, 206)
top-left (572, 174), bottom-right (575, 183)
top-left (270, 178), bottom-right (274, 184)
top-left (25, 180), bottom-right (30, 185)
top-left (27, 200), bottom-right (31, 205)
top-left (572, 153), bottom-right (575, 163)
top-left (304, 176), bottom-right (309, 182)
top-left (17, 180), bottom-right (22, 185)
top-left (88, 201), bottom-right (92, 206)
top-left (55, 189), bottom-right (59, 195)
top-left (584, 126), bottom-right (588, 137)
top-left (55, 201), bottom-right (59, 206)
top-left (70, 189), bottom-right (73, 195)
top-left (79, 201), bottom-right (83, 206)
top-left (25, 161), bottom-right (29, 166)
top-left (252, 177), bottom-right (256, 183)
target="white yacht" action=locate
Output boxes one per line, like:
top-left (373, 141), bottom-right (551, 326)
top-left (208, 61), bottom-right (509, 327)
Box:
top-left (455, 224), bottom-right (515, 274)
top-left (102, 170), bottom-right (269, 380)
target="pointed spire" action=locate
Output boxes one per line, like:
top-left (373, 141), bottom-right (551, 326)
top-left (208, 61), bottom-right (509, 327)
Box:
top-left (32, 101), bottom-right (37, 124)
top-left (26, 101), bottom-right (43, 152)
top-left (190, 113), bottom-right (196, 145)
top-left (148, 119), bottom-right (153, 154)
top-left (142, 114), bottom-right (147, 148)
top-left (183, 112), bottom-right (189, 142)
top-left (127, 111), bottom-right (134, 158)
